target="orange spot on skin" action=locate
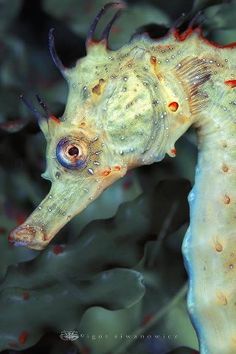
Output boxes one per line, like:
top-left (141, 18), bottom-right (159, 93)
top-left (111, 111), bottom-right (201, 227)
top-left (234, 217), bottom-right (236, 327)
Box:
top-left (22, 291), bottom-right (30, 300)
top-left (170, 148), bottom-right (177, 156)
top-left (53, 245), bottom-right (64, 255)
top-left (102, 169), bottom-right (111, 177)
top-left (224, 195), bottom-right (231, 204)
top-left (215, 242), bottom-right (223, 252)
top-left (43, 232), bottom-right (49, 242)
top-left (216, 291), bottom-right (228, 305)
top-left (149, 55), bottom-right (163, 80)
top-left (150, 56), bottom-right (157, 65)
top-left (92, 79), bottom-right (105, 95)
top-left (92, 84), bottom-right (101, 95)
top-left (50, 115), bottom-right (61, 124)
top-left (225, 80), bottom-right (236, 88)
top-left (114, 165), bottom-right (121, 171)
top-left (168, 101), bottom-right (179, 112)
top-left (18, 331), bottom-right (28, 344)
top-left (222, 164), bottom-right (229, 172)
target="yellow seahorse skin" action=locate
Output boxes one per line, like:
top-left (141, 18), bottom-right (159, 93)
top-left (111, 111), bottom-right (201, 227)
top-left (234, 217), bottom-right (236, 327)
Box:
top-left (9, 26), bottom-right (236, 353)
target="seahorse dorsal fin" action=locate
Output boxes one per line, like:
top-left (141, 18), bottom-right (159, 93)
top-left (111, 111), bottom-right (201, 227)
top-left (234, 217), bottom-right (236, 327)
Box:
top-left (174, 56), bottom-right (211, 115)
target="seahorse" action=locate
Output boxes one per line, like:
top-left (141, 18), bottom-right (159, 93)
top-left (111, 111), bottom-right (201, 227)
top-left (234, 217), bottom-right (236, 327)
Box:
top-left (8, 2), bottom-right (236, 353)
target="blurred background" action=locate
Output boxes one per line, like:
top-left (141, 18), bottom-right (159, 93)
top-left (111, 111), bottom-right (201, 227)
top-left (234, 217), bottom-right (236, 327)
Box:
top-left (0, 0), bottom-right (235, 353)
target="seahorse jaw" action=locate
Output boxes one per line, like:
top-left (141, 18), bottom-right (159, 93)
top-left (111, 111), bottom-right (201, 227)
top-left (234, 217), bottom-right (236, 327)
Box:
top-left (9, 166), bottom-right (127, 250)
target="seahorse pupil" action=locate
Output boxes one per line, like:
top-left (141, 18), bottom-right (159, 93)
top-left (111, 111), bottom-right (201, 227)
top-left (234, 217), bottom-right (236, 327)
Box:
top-left (68, 146), bottom-right (79, 156)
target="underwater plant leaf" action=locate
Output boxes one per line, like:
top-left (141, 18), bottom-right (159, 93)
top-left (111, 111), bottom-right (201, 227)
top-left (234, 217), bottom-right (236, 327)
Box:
top-left (0, 36), bottom-right (27, 87)
top-left (209, 28), bottom-right (236, 44)
top-left (0, 268), bottom-right (145, 351)
top-left (0, 119), bottom-right (27, 133)
top-left (1, 179), bottom-right (190, 290)
top-left (0, 228), bottom-right (35, 283)
top-left (81, 230), bottom-right (198, 354)
top-left (70, 172), bottom-right (142, 236)
top-left (136, 223), bottom-right (198, 352)
top-left (0, 198), bottom-right (36, 282)
top-left (79, 303), bottom-right (142, 354)
top-left (0, 0), bottom-right (23, 33)
top-left (108, 284), bottom-right (197, 354)
top-left (162, 296), bottom-right (199, 350)
top-left (192, 0), bottom-right (226, 12)
top-left (203, 3), bottom-right (236, 30)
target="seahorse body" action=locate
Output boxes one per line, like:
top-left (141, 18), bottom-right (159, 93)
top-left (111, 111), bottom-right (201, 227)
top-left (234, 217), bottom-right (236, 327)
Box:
top-left (9, 4), bottom-right (236, 353)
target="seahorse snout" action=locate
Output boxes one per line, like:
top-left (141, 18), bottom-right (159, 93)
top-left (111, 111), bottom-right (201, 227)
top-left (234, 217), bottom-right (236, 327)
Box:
top-left (9, 225), bottom-right (46, 249)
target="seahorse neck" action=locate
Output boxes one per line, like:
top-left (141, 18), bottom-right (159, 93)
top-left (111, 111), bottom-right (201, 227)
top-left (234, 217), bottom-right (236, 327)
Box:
top-left (183, 110), bottom-right (236, 353)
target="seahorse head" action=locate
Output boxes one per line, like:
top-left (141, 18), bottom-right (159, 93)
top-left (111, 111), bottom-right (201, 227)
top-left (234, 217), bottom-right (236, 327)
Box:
top-left (9, 2), bottom-right (193, 250)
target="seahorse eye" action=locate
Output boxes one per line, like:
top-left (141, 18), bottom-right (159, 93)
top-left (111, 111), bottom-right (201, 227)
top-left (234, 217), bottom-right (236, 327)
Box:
top-left (56, 137), bottom-right (87, 170)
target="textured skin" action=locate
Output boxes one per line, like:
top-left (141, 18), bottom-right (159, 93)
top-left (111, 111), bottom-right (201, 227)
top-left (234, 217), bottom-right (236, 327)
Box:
top-left (9, 25), bottom-right (236, 353)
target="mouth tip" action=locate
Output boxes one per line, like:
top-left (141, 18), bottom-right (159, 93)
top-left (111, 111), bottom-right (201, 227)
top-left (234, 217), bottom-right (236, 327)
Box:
top-left (8, 225), bottom-right (45, 249)
top-left (8, 228), bottom-right (32, 247)
top-left (8, 237), bottom-right (29, 247)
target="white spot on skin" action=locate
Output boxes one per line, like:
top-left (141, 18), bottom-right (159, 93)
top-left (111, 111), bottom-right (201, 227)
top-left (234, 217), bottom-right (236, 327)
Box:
top-left (88, 168), bottom-right (94, 175)
top-left (188, 191), bottom-right (195, 202)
